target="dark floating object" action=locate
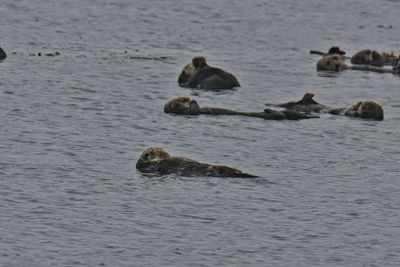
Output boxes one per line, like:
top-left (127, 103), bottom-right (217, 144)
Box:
top-left (29, 51), bottom-right (61, 57)
top-left (136, 146), bottom-right (257, 178)
top-left (129, 55), bottom-right (172, 61)
top-left (164, 96), bottom-right (319, 120)
top-left (310, 46), bottom-right (346, 57)
top-left (0, 46), bottom-right (7, 59)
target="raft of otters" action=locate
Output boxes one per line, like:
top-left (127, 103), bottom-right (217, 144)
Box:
top-left (164, 96), bottom-right (319, 120)
top-left (311, 46), bottom-right (400, 74)
top-left (136, 146), bottom-right (257, 178)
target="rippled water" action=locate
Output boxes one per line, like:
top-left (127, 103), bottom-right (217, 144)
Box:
top-left (1, 0), bottom-right (400, 266)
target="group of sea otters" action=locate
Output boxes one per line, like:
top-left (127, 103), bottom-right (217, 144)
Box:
top-left (138, 46), bottom-right (398, 178)
top-left (0, 45), bottom-right (395, 178)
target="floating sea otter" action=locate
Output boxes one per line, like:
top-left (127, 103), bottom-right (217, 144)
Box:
top-left (316, 54), bottom-right (394, 73)
top-left (136, 146), bottom-right (257, 178)
top-left (330, 100), bottom-right (384, 121)
top-left (0, 46), bottom-right (6, 60)
top-left (164, 96), bottom-right (319, 120)
top-left (266, 93), bottom-right (384, 121)
top-left (178, 56), bottom-right (240, 90)
top-left (351, 49), bottom-right (397, 67)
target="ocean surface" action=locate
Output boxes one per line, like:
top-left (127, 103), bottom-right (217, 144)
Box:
top-left (1, 0), bottom-right (400, 266)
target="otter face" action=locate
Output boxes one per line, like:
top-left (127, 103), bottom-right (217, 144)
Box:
top-left (317, 55), bottom-right (347, 71)
top-left (178, 57), bottom-right (208, 86)
top-left (138, 146), bottom-right (171, 163)
top-left (164, 96), bottom-right (200, 115)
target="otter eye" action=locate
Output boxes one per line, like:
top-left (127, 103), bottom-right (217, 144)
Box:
top-left (327, 61), bottom-right (330, 65)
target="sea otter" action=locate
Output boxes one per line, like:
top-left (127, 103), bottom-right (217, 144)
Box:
top-left (178, 56), bottom-right (240, 90)
top-left (0, 47), bottom-right (6, 59)
top-left (351, 49), bottom-right (387, 67)
top-left (136, 146), bottom-right (257, 178)
top-left (266, 93), bottom-right (384, 121)
top-left (316, 54), bottom-right (349, 71)
top-left (316, 54), bottom-right (393, 73)
top-left (335, 100), bottom-right (384, 121)
top-left (164, 96), bottom-right (319, 120)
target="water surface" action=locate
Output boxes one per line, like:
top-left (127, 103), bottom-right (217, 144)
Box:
top-left (1, 0), bottom-right (400, 266)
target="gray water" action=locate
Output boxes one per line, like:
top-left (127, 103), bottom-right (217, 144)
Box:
top-left (1, 0), bottom-right (400, 266)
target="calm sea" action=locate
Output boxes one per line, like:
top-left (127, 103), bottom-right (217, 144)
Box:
top-left (1, 0), bottom-right (400, 266)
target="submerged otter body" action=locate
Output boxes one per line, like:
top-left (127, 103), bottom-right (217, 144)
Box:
top-left (266, 93), bottom-right (384, 121)
top-left (136, 146), bottom-right (257, 178)
top-left (178, 57), bottom-right (240, 90)
top-left (164, 96), bottom-right (319, 120)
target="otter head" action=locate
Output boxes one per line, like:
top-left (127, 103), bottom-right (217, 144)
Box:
top-left (138, 146), bottom-right (171, 163)
top-left (178, 56), bottom-right (208, 86)
top-left (351, 49), bottom-right (373, 65)
top-left (164, 96), bottom-right (200, 115)
top-left (345, 101), bottom-right (384, 120)
top-left (300, 92), bottom-right (319, 104)
top-left (317, 55), bottom-right (347, 71)
top-left (357, 101), bottom-right (384, 120)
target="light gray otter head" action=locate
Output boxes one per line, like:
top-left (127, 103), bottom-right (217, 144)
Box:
top-left (137, 146), bottom-right (171, 163)
top-left (164, 96), bottom-right (201, 115)
top-left (178, 57), bottom-right (208, 86)
top-left (345, 100), bottom-right (384, 121)
top-left (317, 54), bottom-right (348, 71)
